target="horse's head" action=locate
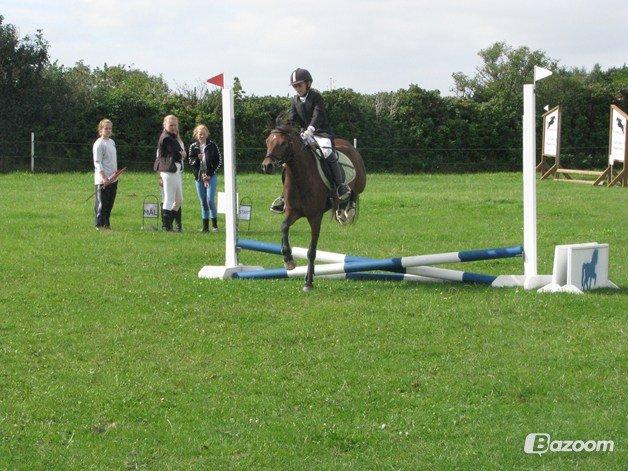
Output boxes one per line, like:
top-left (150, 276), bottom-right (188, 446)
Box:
top-left (261, 126), bottom-right (301, 174)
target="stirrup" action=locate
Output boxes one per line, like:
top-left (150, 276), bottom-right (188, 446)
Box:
top-left (337, 185), bottom-right (351, 201)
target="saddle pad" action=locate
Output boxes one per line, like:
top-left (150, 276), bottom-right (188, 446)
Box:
top-left (316, 151), bottom-right (356, 190)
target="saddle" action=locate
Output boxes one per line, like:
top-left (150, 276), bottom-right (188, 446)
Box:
top-left (304, 141), bottom-right (358, 224)
top-left (306, 142), bottom-right (357, 191)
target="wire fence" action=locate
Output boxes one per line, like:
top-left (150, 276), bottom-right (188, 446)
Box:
top-left (0, 138), bottom-right (610, 174)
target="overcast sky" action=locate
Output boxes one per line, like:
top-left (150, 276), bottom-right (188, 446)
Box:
top-left (3, 0), bottom-right (627, 96)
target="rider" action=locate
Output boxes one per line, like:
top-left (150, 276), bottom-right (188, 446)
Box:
top-left (270, 68), bottom-right (351, 213)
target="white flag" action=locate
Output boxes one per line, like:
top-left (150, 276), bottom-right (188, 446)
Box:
top-left (534, 66), bottom-right (553, 82)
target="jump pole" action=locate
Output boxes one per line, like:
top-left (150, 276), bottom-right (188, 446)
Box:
top-left (236, 239), bottom-right (482, 284)
top-left (319, 272), bottom-right (444, 283)
top-left (234, 239), bottom-right (523, 284)
top-left (237, 238), bottom-right (521, 265)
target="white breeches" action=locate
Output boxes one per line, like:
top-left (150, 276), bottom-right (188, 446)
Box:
top-left (313, 136), bottom-right (333, 158)
top-left (161, 163), bottom-right (183, 210)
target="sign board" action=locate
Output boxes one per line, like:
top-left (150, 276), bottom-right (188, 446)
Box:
top-left (143, 203), bottom-right (159, 218)
top-left (609, 105), bottom-right (627, 164)
top-left (539, 243), bottom-right (617, 293)
top-left (239, 204), bottom-right (252, 221)
top-left (542, 106), bottom-right (561, 157)
top-left (141, 195), bottom-right (161, 231)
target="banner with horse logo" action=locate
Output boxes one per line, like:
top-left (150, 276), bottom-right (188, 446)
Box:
top-left (609, 105), bottom-right (627, 164)
top-left (542, 106), bottom-right (561, 157)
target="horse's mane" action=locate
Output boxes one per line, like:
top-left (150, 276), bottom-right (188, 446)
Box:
top-left (270, 111), bottom-right (300, 135)
top-left (272, 124), bottom-right (299, 136)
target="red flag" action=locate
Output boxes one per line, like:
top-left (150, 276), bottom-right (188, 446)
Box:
top-left (207, 73), bottom-right (224, 88)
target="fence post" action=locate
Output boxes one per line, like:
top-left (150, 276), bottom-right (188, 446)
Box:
top-left (31, 132), bottom-right (35, 172)
top-left (353, 138), bottom-right (357, 149)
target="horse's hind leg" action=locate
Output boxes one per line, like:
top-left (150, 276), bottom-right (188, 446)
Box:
top-left (303, 214), bottom-right (322, 292)
top-left (281, 212), bottom-right (299, 270)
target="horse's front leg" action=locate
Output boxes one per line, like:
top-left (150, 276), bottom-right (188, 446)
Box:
top-left (281, 212), bottom-right (299, 270)
top-left (303, 214), bottom-right (322, 292)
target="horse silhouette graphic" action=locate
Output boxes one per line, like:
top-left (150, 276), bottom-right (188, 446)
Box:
top-left (617, 117), bottom-right (625, 134)
top-left (547, 116), bottom-right (555, 129)
top-left (581, 249), bottom-right (598, 290)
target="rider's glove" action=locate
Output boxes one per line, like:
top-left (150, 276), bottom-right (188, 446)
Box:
top-left (301, 126), bottom-right (315, 143)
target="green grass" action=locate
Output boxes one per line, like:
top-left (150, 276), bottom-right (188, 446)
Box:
top-left (0, 171), bottom-right (626, 469)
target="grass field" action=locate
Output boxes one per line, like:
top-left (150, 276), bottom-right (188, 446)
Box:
top-left (0, 171), bottom-right (626, 469)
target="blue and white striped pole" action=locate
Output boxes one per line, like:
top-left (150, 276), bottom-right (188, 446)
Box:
top-left (319, 272), bottom-right (445, 283)
top-left (237, 238), bottom-right (368, 263)
top-left (237, 239), bottom-right (522, 264)
top-left (235, 239), bottom-right (522, 284)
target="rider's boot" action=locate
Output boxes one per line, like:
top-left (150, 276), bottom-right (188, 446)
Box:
top-left (327, 152), bottom-right (351, 201)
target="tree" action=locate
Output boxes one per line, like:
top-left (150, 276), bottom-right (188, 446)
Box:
top-left (452, 42), bottom-right (558, 103)
top-left (0, 15), bottom-right (49, 137)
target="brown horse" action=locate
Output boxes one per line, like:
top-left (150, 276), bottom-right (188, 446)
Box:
top-left (262, 126), bottom-right (366, 291)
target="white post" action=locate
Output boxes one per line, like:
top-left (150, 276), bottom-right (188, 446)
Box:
top-left (222, 87), bottom-right (238, 268)
top-left (522, 84), bottom-right (537, 279)
top-left (31, 132), bottom-right (35, 172)
top-left (353, 138), bottom-right (357, 149)
top-left (521, 66), bottom-right (554, 290)
top-left (198, 76), bottom-right (263, 280)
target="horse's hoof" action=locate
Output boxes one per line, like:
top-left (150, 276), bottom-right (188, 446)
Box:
top-left (336, 209), bottom-right (352, 225)
top-left (343, 207), bottom-right (356, 223)
top-left (284, 260), bottom-right (296, 270)
top-left (303, 285), bottom-right (313, 292)
top-left (335, 210), bottom-right (347, 224)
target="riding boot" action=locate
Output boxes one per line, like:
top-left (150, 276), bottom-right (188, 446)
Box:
top-left (202, 218), bottom-right (210, 233)
top-left (327, 152), bottom-right (351, 201)
top-left (162, 209), bottom-right (173, 232)
top-left (211, 217), bottom-right (219, 233)
top-left (173, 208), bottom-right (182, 232)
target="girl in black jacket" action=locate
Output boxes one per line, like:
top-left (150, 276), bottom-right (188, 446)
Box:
top-left (188, 124), bottom-right (222, 232)
top-left (154, 114), bottom-right (186, 231)
top-left (270, 68), bottom-right (350, 213)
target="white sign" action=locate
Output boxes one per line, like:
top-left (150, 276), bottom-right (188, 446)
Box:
top-left (238, 205), bottom-right (252, 221)
top-left (609, 106), bottom-right (627, 164)
top-left (538, 243), bottom-right (617, 293)
top-left (543, 107), bottom-right (560, 157)
top-left (143, 203), bottom-right (159, 218)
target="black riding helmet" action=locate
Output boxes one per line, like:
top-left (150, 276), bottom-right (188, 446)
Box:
top-left (290, 68), bottom-right (313, 86)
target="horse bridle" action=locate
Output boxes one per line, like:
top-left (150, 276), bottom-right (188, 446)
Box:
top-left (265, 129), bottom-right (308, 165)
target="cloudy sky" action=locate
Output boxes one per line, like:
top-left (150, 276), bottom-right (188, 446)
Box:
top-left (3, 0), bottom-right (627, 96)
